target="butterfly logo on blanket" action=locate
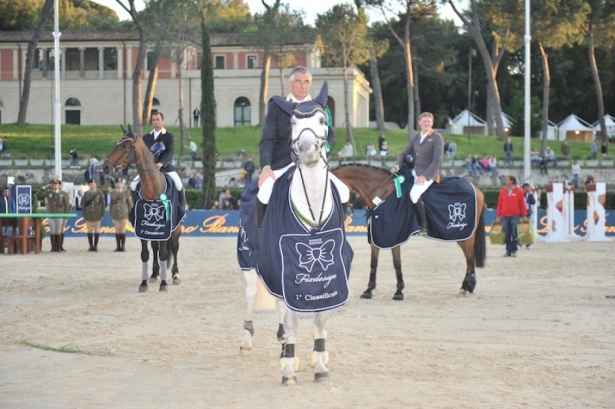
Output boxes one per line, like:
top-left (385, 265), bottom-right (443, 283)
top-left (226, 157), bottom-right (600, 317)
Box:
top-left (17, 194), bottom-right (30, 208)
top-left (238, 226), bottom-right (249, 251)
top-left (447, 202), bottom-right (469, 230)
top-left (295, 239), bottom-right (336, 273)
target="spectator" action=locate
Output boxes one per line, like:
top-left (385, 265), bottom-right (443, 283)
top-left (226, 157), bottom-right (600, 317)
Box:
top-left (465, 154), bottom-right (477, 175)
top-left (590, 140), bottom-right (597, 159)
top-left (585, 175), bottom-right (595, 186)
top-left (503, 137), bottom-right (513, 166)
top-left (219, 189), bottom-right (233, 210)
top-left (0, 138), bottom-right (6, 155)
top-left (99, 168), bottom-right (106, 186)
top-left (601, 141), bottom-right (608, 156)
top-left (1, 186), bottom-right (15, 214)
top-left (378, 133), bottom-right (386, 154)
top-left (188, 138), bottom-right (197, 160)
top-left (75, 189), bottom-right (83, 211)
top-left (480, 155), bottom-right (491, 173)
top-left (337, 141), bottom-right (353, 165)
top-left (89, 155), bottom-right (98, 179)
top-left (571, 160), bottom-right (581, 188)
top-left (70, 147), bottom-right (79, 166)
top-left (530, 148), bottom-right (541, 167)
top-left (443, 139), bottom-right (450, 156)
top-left (243, 157), bottom-right (255, 186)
top-left (496, 175), bottom-right (527, 257)
top-left (472, 155), bottom-right (482, 174)
top-left (561, 140), bottom-right (570, 158)
top-left (188, 173), bottom-right (196, 189)
top-left (365, 141), bottom-right (377, 165)
top-left (194, 173), bottom-right (203, 189)
top-left (540, 157), bottom-right (548, 175)
top-left (193, 108), bottom-right (200, 127)
top-left (488, 154), bottom-right (497, 173)
top-left (545, 146), bottom-right (557, 166)
top-left (447, 139), bottom-right (457, 165)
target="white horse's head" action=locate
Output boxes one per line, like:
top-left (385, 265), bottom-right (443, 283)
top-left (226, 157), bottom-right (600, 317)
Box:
top-left (290, 101), bottom-right (328, 167)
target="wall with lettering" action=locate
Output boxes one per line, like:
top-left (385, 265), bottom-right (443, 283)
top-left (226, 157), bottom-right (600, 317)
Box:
top-left (49, 209), bottom-right (615, 237)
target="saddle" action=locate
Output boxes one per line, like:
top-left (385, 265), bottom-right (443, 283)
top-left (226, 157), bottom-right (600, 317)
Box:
top-left (368, 168), bottom-right (477, 249)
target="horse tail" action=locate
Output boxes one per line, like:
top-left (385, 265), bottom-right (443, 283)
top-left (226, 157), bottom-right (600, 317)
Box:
top-left (254, 275), bottom-right (278, 311)
top-left (474, 204), bottom-right (487, 268)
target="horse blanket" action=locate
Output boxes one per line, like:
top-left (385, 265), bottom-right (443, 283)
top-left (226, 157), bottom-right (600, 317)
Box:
top-left (368, 168), bottom-right (477, 249)
top-left (238, 166), bottom-right (353, 312)
top-left (129, 174), bottom-right (186, 241)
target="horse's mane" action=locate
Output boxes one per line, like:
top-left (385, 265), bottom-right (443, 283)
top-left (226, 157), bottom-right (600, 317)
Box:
top-left (331, 163), bottom-right (391, 176)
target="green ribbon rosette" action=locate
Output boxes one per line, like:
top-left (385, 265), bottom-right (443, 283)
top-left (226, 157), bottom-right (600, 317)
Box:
top-left (160, 193), bottom-right (171, 221)
top-left (394, 175), bottom-right (405, 198)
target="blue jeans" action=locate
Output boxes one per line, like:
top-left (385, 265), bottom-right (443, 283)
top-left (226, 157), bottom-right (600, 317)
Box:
top-left (502, 216), bottom-right (519, 254)
top-left (504, 152), bottom-right (512, 166)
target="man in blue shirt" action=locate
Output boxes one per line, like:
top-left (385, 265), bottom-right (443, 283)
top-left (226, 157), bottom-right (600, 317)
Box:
top-left (1, 186), bottom-right (15, 213)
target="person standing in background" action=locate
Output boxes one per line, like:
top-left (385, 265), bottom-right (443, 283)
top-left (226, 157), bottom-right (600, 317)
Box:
top-left (0, 138), bottom-right (7, 155)
top-left (37, 179), bottom-right (70, 252)
top-left (243, 157), bottom-right (255, 186)
top-left (82, 180), bottom-right (105, 252)
top-left (1, 186), bottom-right (15, 214)
top-left (503, 137), bottom-right (513, 166)
top-left (496, 175), bottom-right (527, 257)
top-left (571, 160), bottom-right (581, 188)
top-left (58, 181), bottom-right (71, 251)
top-left (109, 180), bottom-right (132, 252)
top-left (521, 183), bottom-right (536, 250)
top-left (193, 108), bottom-right (200, 127)
top-left (188, 138), bottom-right (197, 161)
top-left (75, 189), bottom-right (83, 211)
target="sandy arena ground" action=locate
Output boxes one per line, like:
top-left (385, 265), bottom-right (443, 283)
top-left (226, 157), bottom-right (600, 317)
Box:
top-left (0, 236), bottom-right (614, 408)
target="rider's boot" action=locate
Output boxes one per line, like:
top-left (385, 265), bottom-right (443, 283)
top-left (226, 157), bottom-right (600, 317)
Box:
top-left (414, 197), bottom-right (428, 237)
top-left (93, 233), bottom-right (99, 252)
top-left (114, 234), bottom-right (121, 252)
top-left (60, 233), bottom-right (66, 252)
top-left (87, 233), bottom-right (94, 251)
top-left (120, 233), bottom-right (126, 251)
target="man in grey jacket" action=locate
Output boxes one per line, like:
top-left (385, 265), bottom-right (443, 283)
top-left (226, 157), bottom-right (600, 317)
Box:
top-left (390, 112), bottom-right (444, 236)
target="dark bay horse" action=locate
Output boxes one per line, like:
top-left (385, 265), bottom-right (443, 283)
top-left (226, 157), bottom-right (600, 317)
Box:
top-left (103, 126), bottom-right (182, 292)
top-left (332, 164), bottom-right (486, 299)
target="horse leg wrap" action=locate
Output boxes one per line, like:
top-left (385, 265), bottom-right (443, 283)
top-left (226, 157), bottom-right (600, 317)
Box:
top-left (313, 338), bottom-right (325, 352)
top-left (160, 262), bottom-right (167, 281)
top-left (141, 262), bottom-right (149, 280)
top-left (243, 320), bottom-right (254, 336)
top-left (284, 344), bottom-right (295, 359)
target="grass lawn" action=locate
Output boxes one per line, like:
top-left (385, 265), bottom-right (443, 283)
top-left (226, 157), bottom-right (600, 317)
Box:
top-left (0, 123), bottom-right (596, 165)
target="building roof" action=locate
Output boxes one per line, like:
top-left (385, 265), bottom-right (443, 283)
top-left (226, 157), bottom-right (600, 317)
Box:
top-left (557, 114), bottom-right (594, 131)
top-left (0, 30), bottom-right (311, 46)
top-left (592, 114), bottom-right (615, 130)
top-left (450, 109), bottom-right (486, 126)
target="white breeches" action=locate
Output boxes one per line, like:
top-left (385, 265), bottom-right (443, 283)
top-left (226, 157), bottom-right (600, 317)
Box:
top-left (131, 171), bottom-right (183, 192)
top-left (409, 169), bottom-right (433, 203)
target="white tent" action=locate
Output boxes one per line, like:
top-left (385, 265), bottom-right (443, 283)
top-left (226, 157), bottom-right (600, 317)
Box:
top-left (490, 112), bottom-right (514, 134)
top-left (556, 114), bottom-right (595, 142)
top-left (592, 114), bottom-right (615, 139)
top-left (546, 120), bottom-right (558, 140)
top-left (446, 110), bottom-right (486, 135)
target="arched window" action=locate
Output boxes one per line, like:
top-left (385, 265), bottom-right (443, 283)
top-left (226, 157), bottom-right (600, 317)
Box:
top-left (234, 97), bottom-right (251, 127)
top-left (65, 97), bottom-right (81, 124)
top-left (65, 97), bottom-right (81, 107)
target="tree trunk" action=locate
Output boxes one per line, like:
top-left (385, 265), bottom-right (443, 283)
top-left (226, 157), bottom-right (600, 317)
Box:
top-left (17, 0), bottom-right (54, 126)
top-left (588, 27), bottom-right (607, 154)
top-left (404, 18), bottom-right (415, 141)
top-left (413, 57), bottom-right (420, 124)
top-left (132, 34), bottom-right (147, 136)
top-left (177, 51), bottom-right (186, 157)
top-left (258, 46), bottom-right (271, 126)
top-left (200, 20), bottom-right (216, 208)
top-left (538, 42), bottom-right (550, 156)
top-left (369, 47), bottom-right (385, 132)
top-left (279, 65), bottom-right (285, 97)
top-left (142, 48), bottom-right (161, 126)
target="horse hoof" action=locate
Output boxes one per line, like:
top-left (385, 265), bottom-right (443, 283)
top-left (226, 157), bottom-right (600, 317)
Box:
top-left (138, 285), bottom-right (148, 293)
top-left (148, 277), bottom-right (158, 283)
top-left (392, 292), bottom-right (404, 301)
top-left (159, 285), bottom-right (168, 292)
top-left (173, 277), bottom-right (181, 285)
top-left (314, 372), bottom-right (330, 382)
top-left (239, 346), bottom-right (252, 356)
top-left (360, 292), bottom-right (372, 299)
top-left (281, 375), bottom-right (297, 385)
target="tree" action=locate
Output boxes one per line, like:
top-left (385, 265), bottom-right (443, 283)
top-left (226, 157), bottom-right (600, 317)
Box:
top-left (581, 0), bottom-right (615, 154)
top-left (531, 0), bottom-right (588, 155)
top-left (448, 0), bottom-right (508, 140)
top-left (0, 0), bottom-right (40, 30)
top-left (200, 17), bottom-right (217, 209)
top-left (17, 0), bottom-right (54, 126)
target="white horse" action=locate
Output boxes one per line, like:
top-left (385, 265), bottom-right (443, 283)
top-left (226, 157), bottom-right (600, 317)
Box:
top-left (238, 83), bottom-right (352, 384)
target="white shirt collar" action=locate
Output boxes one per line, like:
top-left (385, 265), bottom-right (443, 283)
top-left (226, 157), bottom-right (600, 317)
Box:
top-left (286, 93), bottom-right (312, 103)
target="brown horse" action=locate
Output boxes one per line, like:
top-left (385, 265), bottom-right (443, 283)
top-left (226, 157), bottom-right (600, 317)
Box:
top-left (103, 125), bottom-right (182, 292)
top-left (332, 164), bottom-right (486, 299)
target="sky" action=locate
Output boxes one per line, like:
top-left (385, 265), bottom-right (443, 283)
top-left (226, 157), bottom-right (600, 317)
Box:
top-left (92, 0), bottom-right (459, 26)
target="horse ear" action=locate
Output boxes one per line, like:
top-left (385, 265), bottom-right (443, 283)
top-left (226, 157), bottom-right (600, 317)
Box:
top-left (120, 125), bottom-right (126, 134)
top-left (314, 81), bottom-right (328, 108)
top-left (272, 96), bottom-right (296, 115)
top-left (128, 124), bottom-right (132, 134)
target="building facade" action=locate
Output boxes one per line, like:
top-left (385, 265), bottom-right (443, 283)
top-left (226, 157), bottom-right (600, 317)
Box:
top-left (0, 31), bottom-right (371, 128)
